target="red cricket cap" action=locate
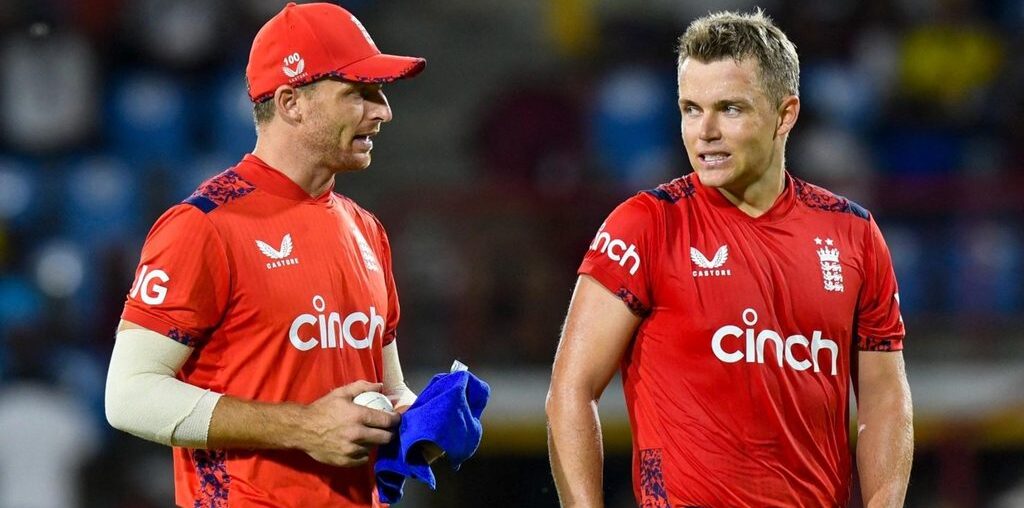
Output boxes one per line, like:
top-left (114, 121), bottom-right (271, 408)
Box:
top-left (245, 2), bottom-right (425, 102)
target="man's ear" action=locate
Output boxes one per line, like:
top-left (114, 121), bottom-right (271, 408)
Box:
top-left (776, 95), bottom-right (800, 138)
top-left (273, 85), bottom-right (303, 125)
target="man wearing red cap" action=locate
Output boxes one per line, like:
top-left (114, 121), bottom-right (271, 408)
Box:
top-left (104, 3), bottom-right (425, 506)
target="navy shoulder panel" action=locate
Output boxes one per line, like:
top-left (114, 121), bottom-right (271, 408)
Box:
top-left (183, 169), bottom-right (257, 213)
top-left (644, 174), bottom-right (697, 203)
top-left (792, 177), bottom-right (870, 220)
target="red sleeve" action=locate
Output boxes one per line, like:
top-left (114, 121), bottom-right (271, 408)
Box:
top-left (578, 195), bottom-right (660, 316)
top-left (121, 205), bottom-right (230, 347)
top-left (856, 216), bottom-right (905, 351)
top-left (374, 218), bottom-right (400, 346)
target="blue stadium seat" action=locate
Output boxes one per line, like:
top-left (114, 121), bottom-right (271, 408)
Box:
top-left (947, 221), bottom-right (1023, 315)
top-left (0, 275), bottom-right (43, 380)
top-left (0, 275), bottom-right (43, 332)
top-left (590, 66), bottom-right (678, 188)
top-left (106, 71), bottom-right (192, 168)
top-left (801, 61), bottom-right (879, 131)
top-left (0, 157), bottom-right (42, 230)
top-left (209, 71), bottom-right (257, 157)
top-left (61, 156), bottom-right (142, 247)
top-left (884, 224), bottom-right (926, 315)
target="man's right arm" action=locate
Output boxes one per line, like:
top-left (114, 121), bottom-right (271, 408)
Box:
top-left (546, 276), bottom-right (641, 507)
top-left (106, 320), bottom-right (398, 467)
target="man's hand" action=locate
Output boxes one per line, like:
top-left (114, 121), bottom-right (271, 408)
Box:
top-left (206, 379), bottom-right (399, 467)
top-left (300, 381), bottom-right (402, 467)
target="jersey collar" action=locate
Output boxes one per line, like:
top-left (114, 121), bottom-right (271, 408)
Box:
top-left (236, 154), bottom-right (336, 204)
top-left (694, 171), bottom-right (796, 223)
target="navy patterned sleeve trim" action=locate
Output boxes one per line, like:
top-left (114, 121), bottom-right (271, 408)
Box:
top-left (616, 288), bottom-right (651, 317)
top-left (639, 448), bottom-right (670, 507)
top-left (645, 175), bottom-right (697, 203)
top-left (192, 449), bottom-right (230, 508)
top-left (793, 178), bottom-right (869, 220)
top-left (167, 328), bottom-right (200, 348)
top-left (859, 335), bottom-right (900, 351)
top-left (184, 170), bottom-right (257, 214)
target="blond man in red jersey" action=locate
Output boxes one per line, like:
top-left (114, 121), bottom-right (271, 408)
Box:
top-left (105, 3), bottom-right (426, 506)
top-left (548, 10), bottom-right (913, 508)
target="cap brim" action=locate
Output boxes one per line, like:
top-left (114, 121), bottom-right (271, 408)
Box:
top-left (336, 54), bottom-right (425, 83)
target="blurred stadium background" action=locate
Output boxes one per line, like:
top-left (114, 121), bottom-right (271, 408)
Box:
top-left (0, 0), bottom-right (1022, 506)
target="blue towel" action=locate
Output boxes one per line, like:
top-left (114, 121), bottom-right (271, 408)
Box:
top-left (374, 369), bottom-right (490, 504)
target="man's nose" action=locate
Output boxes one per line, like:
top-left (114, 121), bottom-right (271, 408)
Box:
top-left (699, 113), bottom-right (720, 141)
top-left (369, 94), bottom-right (393, 124)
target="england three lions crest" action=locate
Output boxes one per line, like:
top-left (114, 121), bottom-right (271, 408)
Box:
top-left (814, 237), bottom-right (844, 292)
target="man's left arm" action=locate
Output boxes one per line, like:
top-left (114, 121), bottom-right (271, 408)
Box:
top-left (857, 350), bottom-right (913, 507)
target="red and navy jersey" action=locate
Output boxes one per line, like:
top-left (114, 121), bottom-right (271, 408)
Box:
top-left (122, 154), bottom-right (399, 507)
top-left (579, 172), bottom-right (904, 507)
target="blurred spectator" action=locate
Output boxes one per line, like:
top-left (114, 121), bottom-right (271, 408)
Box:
top-left (119, 0), bottom-right (228, 69)
top-left (897, 0), bottom-right (1003, 116)
top-left (0, 326), bottom-right (98, 508)
top-left (0, 27), bottom-right (98, 152)
top-left (545, 0), bottom-right (599, 57)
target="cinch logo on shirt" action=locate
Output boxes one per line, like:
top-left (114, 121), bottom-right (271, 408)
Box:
top-left (129, 265), bottom-right (170, 305)
top-left (711, 308), bottom-right (839, 376)
top-left (288, 295), bottom-right (383, 352)
top-left (590, 222), bottom-right (641, 275)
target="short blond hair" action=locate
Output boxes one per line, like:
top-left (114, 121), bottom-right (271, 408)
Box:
top-left (677, 9), bottom-right (799, 106)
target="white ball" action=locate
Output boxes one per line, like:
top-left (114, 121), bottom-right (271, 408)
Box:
top-left (353, 391), bottom-right (395, 412)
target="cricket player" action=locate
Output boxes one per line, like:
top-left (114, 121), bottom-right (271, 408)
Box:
top-left (547, 10), bottom-right (913, 507)
top-left (104, 3), bottom-right (425, 506)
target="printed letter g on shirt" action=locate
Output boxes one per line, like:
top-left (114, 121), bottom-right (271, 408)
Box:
top-left (590, 222), bottom-right (641, 275)
top-left (130, 265), bottom-right (170, 305)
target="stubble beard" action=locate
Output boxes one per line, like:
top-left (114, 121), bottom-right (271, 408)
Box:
top-left (303, 117), bottom-right (369, 174)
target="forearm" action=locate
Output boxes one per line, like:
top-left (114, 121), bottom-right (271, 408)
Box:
top-left (206, 396), bottom-right (314, 450)
top-left (546, 389), bottom-right (606, 508)
top-left (857, 392), bottom-right (914, 507)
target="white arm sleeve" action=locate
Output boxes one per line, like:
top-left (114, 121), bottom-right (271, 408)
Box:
top-left (382, 341), bottom-right (417, 409)
top-left (104, 327), bottom-right (222, 447)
